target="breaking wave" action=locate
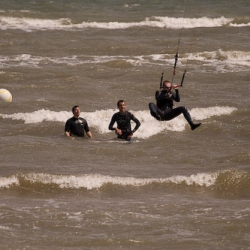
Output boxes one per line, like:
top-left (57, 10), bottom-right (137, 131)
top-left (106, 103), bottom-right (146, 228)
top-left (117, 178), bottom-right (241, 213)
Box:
top-left (1, 169), bottom-right (249, 197)
top-left (0, 16), bottom-right (247, 32)
top-left (0, 106), bottom-right (237, 139)
top-left (0, 50), bottom-right (249, 72)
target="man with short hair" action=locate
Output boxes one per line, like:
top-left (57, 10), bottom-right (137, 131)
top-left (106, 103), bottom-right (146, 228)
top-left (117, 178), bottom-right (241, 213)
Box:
top-left (65, 105), bottom-right (92, 138)
top-left (108, 100), bottom-right (141, 141)
top-left (149, 80), bottom-right (201, 130)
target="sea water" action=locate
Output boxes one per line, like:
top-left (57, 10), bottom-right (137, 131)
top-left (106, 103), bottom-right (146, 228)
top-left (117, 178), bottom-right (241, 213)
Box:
top-left (0, 0), bottom-right (249, 249)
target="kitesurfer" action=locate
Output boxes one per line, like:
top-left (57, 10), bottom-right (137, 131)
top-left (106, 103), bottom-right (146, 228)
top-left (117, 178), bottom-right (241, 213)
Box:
top-left (149, 80), bottom-right (201, 130)
top-left (108, 100), bottom-right (141, 141)
top-left (65, 105), bottom-right (93, 138)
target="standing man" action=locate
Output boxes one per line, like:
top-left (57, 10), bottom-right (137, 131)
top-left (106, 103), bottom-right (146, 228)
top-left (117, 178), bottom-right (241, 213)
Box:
top-left (65, 105), bottom-right (92, 138)
top-left (149, 80), bottom-right (201, 130)
top-left (108, 100), bottom-right (141, 141)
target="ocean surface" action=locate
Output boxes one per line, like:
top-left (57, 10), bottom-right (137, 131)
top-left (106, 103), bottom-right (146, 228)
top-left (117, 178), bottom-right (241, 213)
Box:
top-left (0, 0), bottom-right (250, 249)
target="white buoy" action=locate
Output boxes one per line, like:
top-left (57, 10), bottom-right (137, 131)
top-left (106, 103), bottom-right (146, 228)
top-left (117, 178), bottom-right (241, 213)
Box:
top-left (0, 89), bottom-right (12, 102)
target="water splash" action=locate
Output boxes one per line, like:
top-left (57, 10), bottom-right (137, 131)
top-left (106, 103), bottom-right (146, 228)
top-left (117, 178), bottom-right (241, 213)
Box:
top-left (0, 106), bottom-right (237, 138)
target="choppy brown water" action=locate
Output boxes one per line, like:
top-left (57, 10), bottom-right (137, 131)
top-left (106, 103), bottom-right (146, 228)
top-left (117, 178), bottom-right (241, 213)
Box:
top-left (0, 0), bottom-right (250, 249)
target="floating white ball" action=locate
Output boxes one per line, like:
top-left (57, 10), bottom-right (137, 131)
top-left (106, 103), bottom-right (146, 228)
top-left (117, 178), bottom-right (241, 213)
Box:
top-left (0, 89), bottom-right (12, 102)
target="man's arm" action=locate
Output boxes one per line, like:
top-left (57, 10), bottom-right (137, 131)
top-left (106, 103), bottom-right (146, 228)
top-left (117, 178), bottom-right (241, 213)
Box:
top-left (172, 88), bottom-right (180, 102)
top-left (65, 120), bottom-right (71, 137)
top-left (86, 131), bottom-right (92, 138)
top-left (125, 114), bottom-right (140, 140)
top-left (130, 114), bottom-right (141, 133)
top-left (155, 90), bottom-right (160, 100)
top-left (108, 114), bottom-right (122, 135)
top-left (84, 121), bottom-right (92, 139)
top-left (108, 114), bottom-right (116, 131)
top-left (155, 90), bottom-right (166, 102)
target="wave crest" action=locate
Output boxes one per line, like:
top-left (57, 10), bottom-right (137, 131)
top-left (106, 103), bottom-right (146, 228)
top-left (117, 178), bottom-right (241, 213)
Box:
top-left (0, 16), bottom-right (243, 32)
top-left (1, 169), bottom-right (249, 198)
top-left (1, 171), bottom-right (217, 190)
top-left (0, 106), bottom-right (237, 138)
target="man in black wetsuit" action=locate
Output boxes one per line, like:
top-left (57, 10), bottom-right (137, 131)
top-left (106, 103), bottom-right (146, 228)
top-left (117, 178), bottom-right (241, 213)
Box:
top-left (65, 105), bottom-right (92, 138)
top-left (149, 80), bottom-right (201, 130)
top-left (108, 100), bottom-right (141, 141)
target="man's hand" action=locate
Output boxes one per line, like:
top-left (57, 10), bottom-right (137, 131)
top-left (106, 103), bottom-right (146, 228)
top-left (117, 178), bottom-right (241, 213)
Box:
top-left (127, 133), bottom-right (133, 140)
top-left (115, 128), bottom-right (122, 135)
top-left (65, 131), bottom-right (70, 137)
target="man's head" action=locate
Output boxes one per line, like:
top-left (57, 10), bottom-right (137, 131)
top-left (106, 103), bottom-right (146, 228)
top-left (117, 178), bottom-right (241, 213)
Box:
top-left (72, 105), bottom-right (80, 118)
top-left (117, 100), bottom-right (126, 113)
top-left (162, 80), bottom-right (172, 91)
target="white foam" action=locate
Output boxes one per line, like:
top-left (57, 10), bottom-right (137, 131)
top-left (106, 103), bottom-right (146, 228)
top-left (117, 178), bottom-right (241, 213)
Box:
top-left (189, 106), bottom-right (237, 121)
top-left (0, 176), bottom-right (19, 188)
top-left (185, 49), bottom-right (250, 68)
top-left (0, 16), bottom-right (237, 32)
top-left (230, 22), bottom-right (250, 27)
top-left (1, 109), bottom-right (70, 124)
top-left (1, 106), bottom-right (237, 138)
top-left (152, 16), bottom-right (233, 29)
top-left (21, 172), bottom-right (218, 190)
top-left (1, 49), bottom-right (249, 71)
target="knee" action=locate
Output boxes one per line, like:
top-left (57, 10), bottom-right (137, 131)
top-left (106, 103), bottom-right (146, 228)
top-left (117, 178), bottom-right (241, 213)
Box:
top-left (149, 102), bottom-right (156, 111)
top-left (181, 106), bottom-right (188, 113)
top-left (149, 102), bottom-right (154, 108)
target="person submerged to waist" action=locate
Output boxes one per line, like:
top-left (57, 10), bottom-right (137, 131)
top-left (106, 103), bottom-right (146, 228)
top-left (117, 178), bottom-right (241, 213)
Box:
top-left (108, 100), bottom-right (141, 141)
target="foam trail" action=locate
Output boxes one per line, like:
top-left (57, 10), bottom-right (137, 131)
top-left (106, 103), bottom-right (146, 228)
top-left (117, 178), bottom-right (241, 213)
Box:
top-left (185, 50), bottom-right (250, 68)
top-left (0, 109), bottom-right (71, 124)
top-left (0, 106), bottom-right (237, 139)
top-left (0, 172), bottom-right (218, 190)
top-left (0, 176), bottom-right (19, 188)
top-left (189, 107), bottom-right (237, 121)
top-left (1, 49), bottom-right (249, 71)
top-left (0, 16), bottom-right (240, 32)
top-left (230, 22), bottom-right (250, 27)
top-left (1, 169), bottom-right (249, 195)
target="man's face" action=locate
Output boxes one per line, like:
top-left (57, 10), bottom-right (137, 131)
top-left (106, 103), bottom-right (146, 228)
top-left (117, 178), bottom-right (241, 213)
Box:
top-left (163, 82), bottom-right (172, 92)
top-left (118, 102), bottom-right (126, 113)
top-left (73, 107), bottom-right (81, 117)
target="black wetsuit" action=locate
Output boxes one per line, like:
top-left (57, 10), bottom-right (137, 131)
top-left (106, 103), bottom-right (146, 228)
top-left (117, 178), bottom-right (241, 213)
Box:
top-left (108, 111), bottom-right (141, 140)
top-left (65, 117), bottom-right (90, 137)
top-left (149, 89), bottom-right (199, 129)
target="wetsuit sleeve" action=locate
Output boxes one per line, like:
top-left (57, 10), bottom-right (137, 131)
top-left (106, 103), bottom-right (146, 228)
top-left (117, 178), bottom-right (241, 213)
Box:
top-left (155, 90), bottom-right (160, 100)
top-left (130, 113), bottom-right (141, 133)
top-left (108, 114), bottom-right (116, 131)
top-left (172, 90), bottom-right (180, 102)
top-left (65, 119), bottom-right (70, 132)
top-left (84, 121), bottom-right (90, 133)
